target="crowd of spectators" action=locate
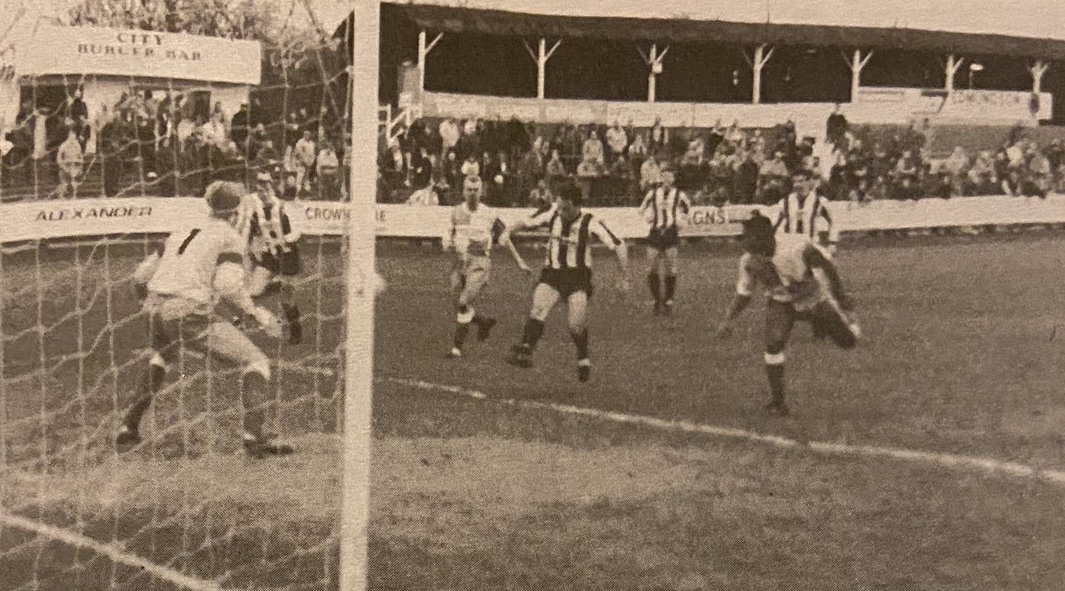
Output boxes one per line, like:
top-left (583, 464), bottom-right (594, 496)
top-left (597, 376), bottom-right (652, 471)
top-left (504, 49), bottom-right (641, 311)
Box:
top-left (0, 86), bottom-right (349, 201)
top-left (5, 89), bottom-right (1065, 206)
top-left (380, 110), bottom-right (1065, 207)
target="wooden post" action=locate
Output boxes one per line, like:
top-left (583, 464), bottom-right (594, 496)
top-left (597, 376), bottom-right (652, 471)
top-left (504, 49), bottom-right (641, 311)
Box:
top-left (944, 54), bottom-right (964, 93)
top-left (638, 43), bottom-right (669, 103)
top-left (525, 38), bottom-right (561, 100)
top-left (1030, 60), bottom-right (1050, 94)
top-left (746, 44), bottom-right (774, 104)
top-left (845, 48), bottom-right (873, 102)
top-left (417, 29), bottom-right (443, 98)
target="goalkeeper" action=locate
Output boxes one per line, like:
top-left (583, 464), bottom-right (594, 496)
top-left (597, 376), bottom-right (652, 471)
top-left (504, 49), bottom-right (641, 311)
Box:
top-left (118, 181), bottom-right (294, 458)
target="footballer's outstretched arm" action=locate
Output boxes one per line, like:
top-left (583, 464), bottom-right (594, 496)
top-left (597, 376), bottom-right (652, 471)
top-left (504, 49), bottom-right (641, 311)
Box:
top-left (131, 246), bottom-right (162, 299)
top-left (718, 257), bottom-right (756, 336)
top-left (592, 219), bottom-right (630, 289)
top-left (494, 218), bottom-right (531, 274)
top-left (214, 249), bottom-right (283, 338)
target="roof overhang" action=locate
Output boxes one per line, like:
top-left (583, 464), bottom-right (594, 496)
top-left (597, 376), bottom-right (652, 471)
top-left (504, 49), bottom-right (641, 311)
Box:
top-left (363, 3), bottom-right (1065, 61)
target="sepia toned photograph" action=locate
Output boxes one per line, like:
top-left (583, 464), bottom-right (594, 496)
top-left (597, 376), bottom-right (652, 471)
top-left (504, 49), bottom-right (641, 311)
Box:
top-left (2, 0), bottom-right (1065, 589)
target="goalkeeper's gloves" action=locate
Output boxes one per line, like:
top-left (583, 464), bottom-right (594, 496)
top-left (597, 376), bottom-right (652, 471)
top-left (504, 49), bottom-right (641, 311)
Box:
top-left (251, 306), bottom-right (284, 339)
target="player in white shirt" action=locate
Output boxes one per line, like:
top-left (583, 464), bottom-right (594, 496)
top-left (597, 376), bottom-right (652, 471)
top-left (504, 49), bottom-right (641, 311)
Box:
top-left (638, 170), bottom-right (691, 314)
top-left (443, 175), bottom-right (531, 358)
top-left (238, 170), bottom-right (304, 344)
top-left (716, 214), bottom-right (860, 416)
top-left (119, 181), bottom-right (293, 457)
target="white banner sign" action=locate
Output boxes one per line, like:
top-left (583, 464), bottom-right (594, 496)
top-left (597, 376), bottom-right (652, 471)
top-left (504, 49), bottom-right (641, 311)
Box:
top-left (3, 196), bottom-right (1065, 244)
top-left (17, 25), bottom-right (261, 85)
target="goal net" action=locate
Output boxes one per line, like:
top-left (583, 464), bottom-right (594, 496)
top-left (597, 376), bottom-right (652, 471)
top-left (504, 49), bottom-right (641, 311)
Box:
top-left (0, 1), bottom-right (365, 589)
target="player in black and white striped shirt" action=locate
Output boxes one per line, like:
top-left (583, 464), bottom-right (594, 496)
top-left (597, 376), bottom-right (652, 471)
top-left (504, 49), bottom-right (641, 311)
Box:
top-left (773, 168), bottom-right (839, 257)
top-left (503, 182), bottom-right (630, 382)
top-left (638, 170), bottom-right (690, 314)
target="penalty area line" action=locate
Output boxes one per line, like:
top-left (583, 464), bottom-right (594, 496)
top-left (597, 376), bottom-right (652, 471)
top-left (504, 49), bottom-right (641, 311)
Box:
top-left (0, 512), bottom-right (232, 591)
top-left (381, 376), bottom-right (1065, 488)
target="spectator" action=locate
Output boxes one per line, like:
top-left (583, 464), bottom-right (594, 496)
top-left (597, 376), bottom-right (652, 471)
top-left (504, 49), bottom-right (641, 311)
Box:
top-left (56, 129), bottom-right (83, 199)
top-left (545, 148), bottom-right (567, 181)
top-left (576, 152), bottom-right (601, 201)
top-left (649, 116), bottom-right (668, 153)
top-left (442, 149), bottom-right (463, 194)
top-left (294, 129), bottom-right (317, 197)
top-left (640, 151), bottom-right (663, 190)
top-left (1024, 145), bottom-right (1051, 198)
top-left (893, 149), bottom-right (921, 200)
top-left (605, 120), bottom-right (628, 164)
top-left (826, 103), bottom-right (848, 146)
top-left (582, 129), bottom-right (605, 168)
top-left (316, 140), bottom-right (341, 200)
top-left (628, 130), bottom-right (648, 171)
top-left (460, 152), bottom-right (480, 179)
top-left (484, 150), bottom-right (512, 205)
top-left (439, 117), bottom-right (460, 157)
top-left (517, 139), bottom-right (545, 200)
top-left (967, 150), bottom-right (996, 195)
top-left (942, 147), bottom-right (970, 196)
top-left (528, 178), bottom-right (554, 207)
top-left (734, 150), bottom-right (760, 204)
top-left (759, 150), bottom-right (790, 204)
top-left (255, 138), bottom-right (280, 172)
top-left (231, 100), bottom-right (250, 149)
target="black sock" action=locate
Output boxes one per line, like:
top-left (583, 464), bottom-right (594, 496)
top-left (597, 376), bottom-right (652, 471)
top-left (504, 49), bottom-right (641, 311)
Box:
top-left (571, 329), bottom-right (589, 361)
top-left (454, 322), bottom-right (470, 349)
top-left (647, 273), bottom-right (661, 303)
top-left (664, 274), bottom-right (677, 302)
top-left (282, 302), bottom-right (300, 324)
top-left (521, 318), bottom-right (545, 350)
top-left (766, 363), bottom-right (786, 405)
top-left (124, 363), bottom-right (167, 431)
top-left (241, 370), bottom-right (268, 440)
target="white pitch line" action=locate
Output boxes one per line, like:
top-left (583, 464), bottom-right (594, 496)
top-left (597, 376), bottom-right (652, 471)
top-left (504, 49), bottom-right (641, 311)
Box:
top-left (0, 511), bottom-right (233, 591)
top-left (381, 376), bottom-right (1065, 487)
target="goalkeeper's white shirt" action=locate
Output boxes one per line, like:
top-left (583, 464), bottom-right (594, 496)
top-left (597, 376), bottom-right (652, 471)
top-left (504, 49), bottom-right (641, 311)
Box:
top-left (147, 217), bottom-right (246, 306)
top-left (450, 202), bottom-right (504, 258)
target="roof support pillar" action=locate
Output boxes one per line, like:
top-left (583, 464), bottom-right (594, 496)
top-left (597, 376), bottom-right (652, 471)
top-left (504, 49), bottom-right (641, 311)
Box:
top-left (744, 44), bottom-right (774, 104)
top-left (943, 53), bottom-right (964, 93)
top-left (524, 38), bottom-right (561, 100)
top-left (843, 48), bottom-right (873, 102)
top-left (1029, 59), bottom-right (1050, 94)
top-left (417, 29), bottom-right (443, 97)
top-left (638, 43), bottom-right (669, 103)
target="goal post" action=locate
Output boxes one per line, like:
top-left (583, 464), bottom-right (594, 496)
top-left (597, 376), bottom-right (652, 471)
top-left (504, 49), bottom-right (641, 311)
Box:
top-left (340, 1), bottom-right (380, 590)
top-left (0, 0), bottom-right (368, 589)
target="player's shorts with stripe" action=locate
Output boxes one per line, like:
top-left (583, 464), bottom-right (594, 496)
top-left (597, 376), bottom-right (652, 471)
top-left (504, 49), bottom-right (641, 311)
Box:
top-left (452, 255), bottom-right (491, 302)
top-left (255, 246), bottom-right (302, 276)
top-left (144, 295), bottom-right (267, 368)
top-left (647, 226), bottom-right (680, 249)
top-left (538, 267), bottom-right (593, 299)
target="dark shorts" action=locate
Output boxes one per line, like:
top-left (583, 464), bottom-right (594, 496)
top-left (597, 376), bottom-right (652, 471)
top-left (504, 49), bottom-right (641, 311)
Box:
top-left (647, 226), bottom-right (680, 250)
top-left (765, 298), bottom-right (859, 352)
top-left (256, 246), bottom-right (302, 276)
top-left (539, 267), bottom-right (594, 299)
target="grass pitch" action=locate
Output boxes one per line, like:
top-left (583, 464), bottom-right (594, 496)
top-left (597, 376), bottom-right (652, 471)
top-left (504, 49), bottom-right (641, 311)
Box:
top-left (3, 231), bottom-right (1065, 589)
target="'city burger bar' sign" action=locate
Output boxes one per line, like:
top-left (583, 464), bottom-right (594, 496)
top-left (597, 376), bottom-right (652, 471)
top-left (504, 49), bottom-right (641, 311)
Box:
top-left (16, 25), bottom-right (261, 86)
top-left (78, 32), bottom-right (202, 62)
